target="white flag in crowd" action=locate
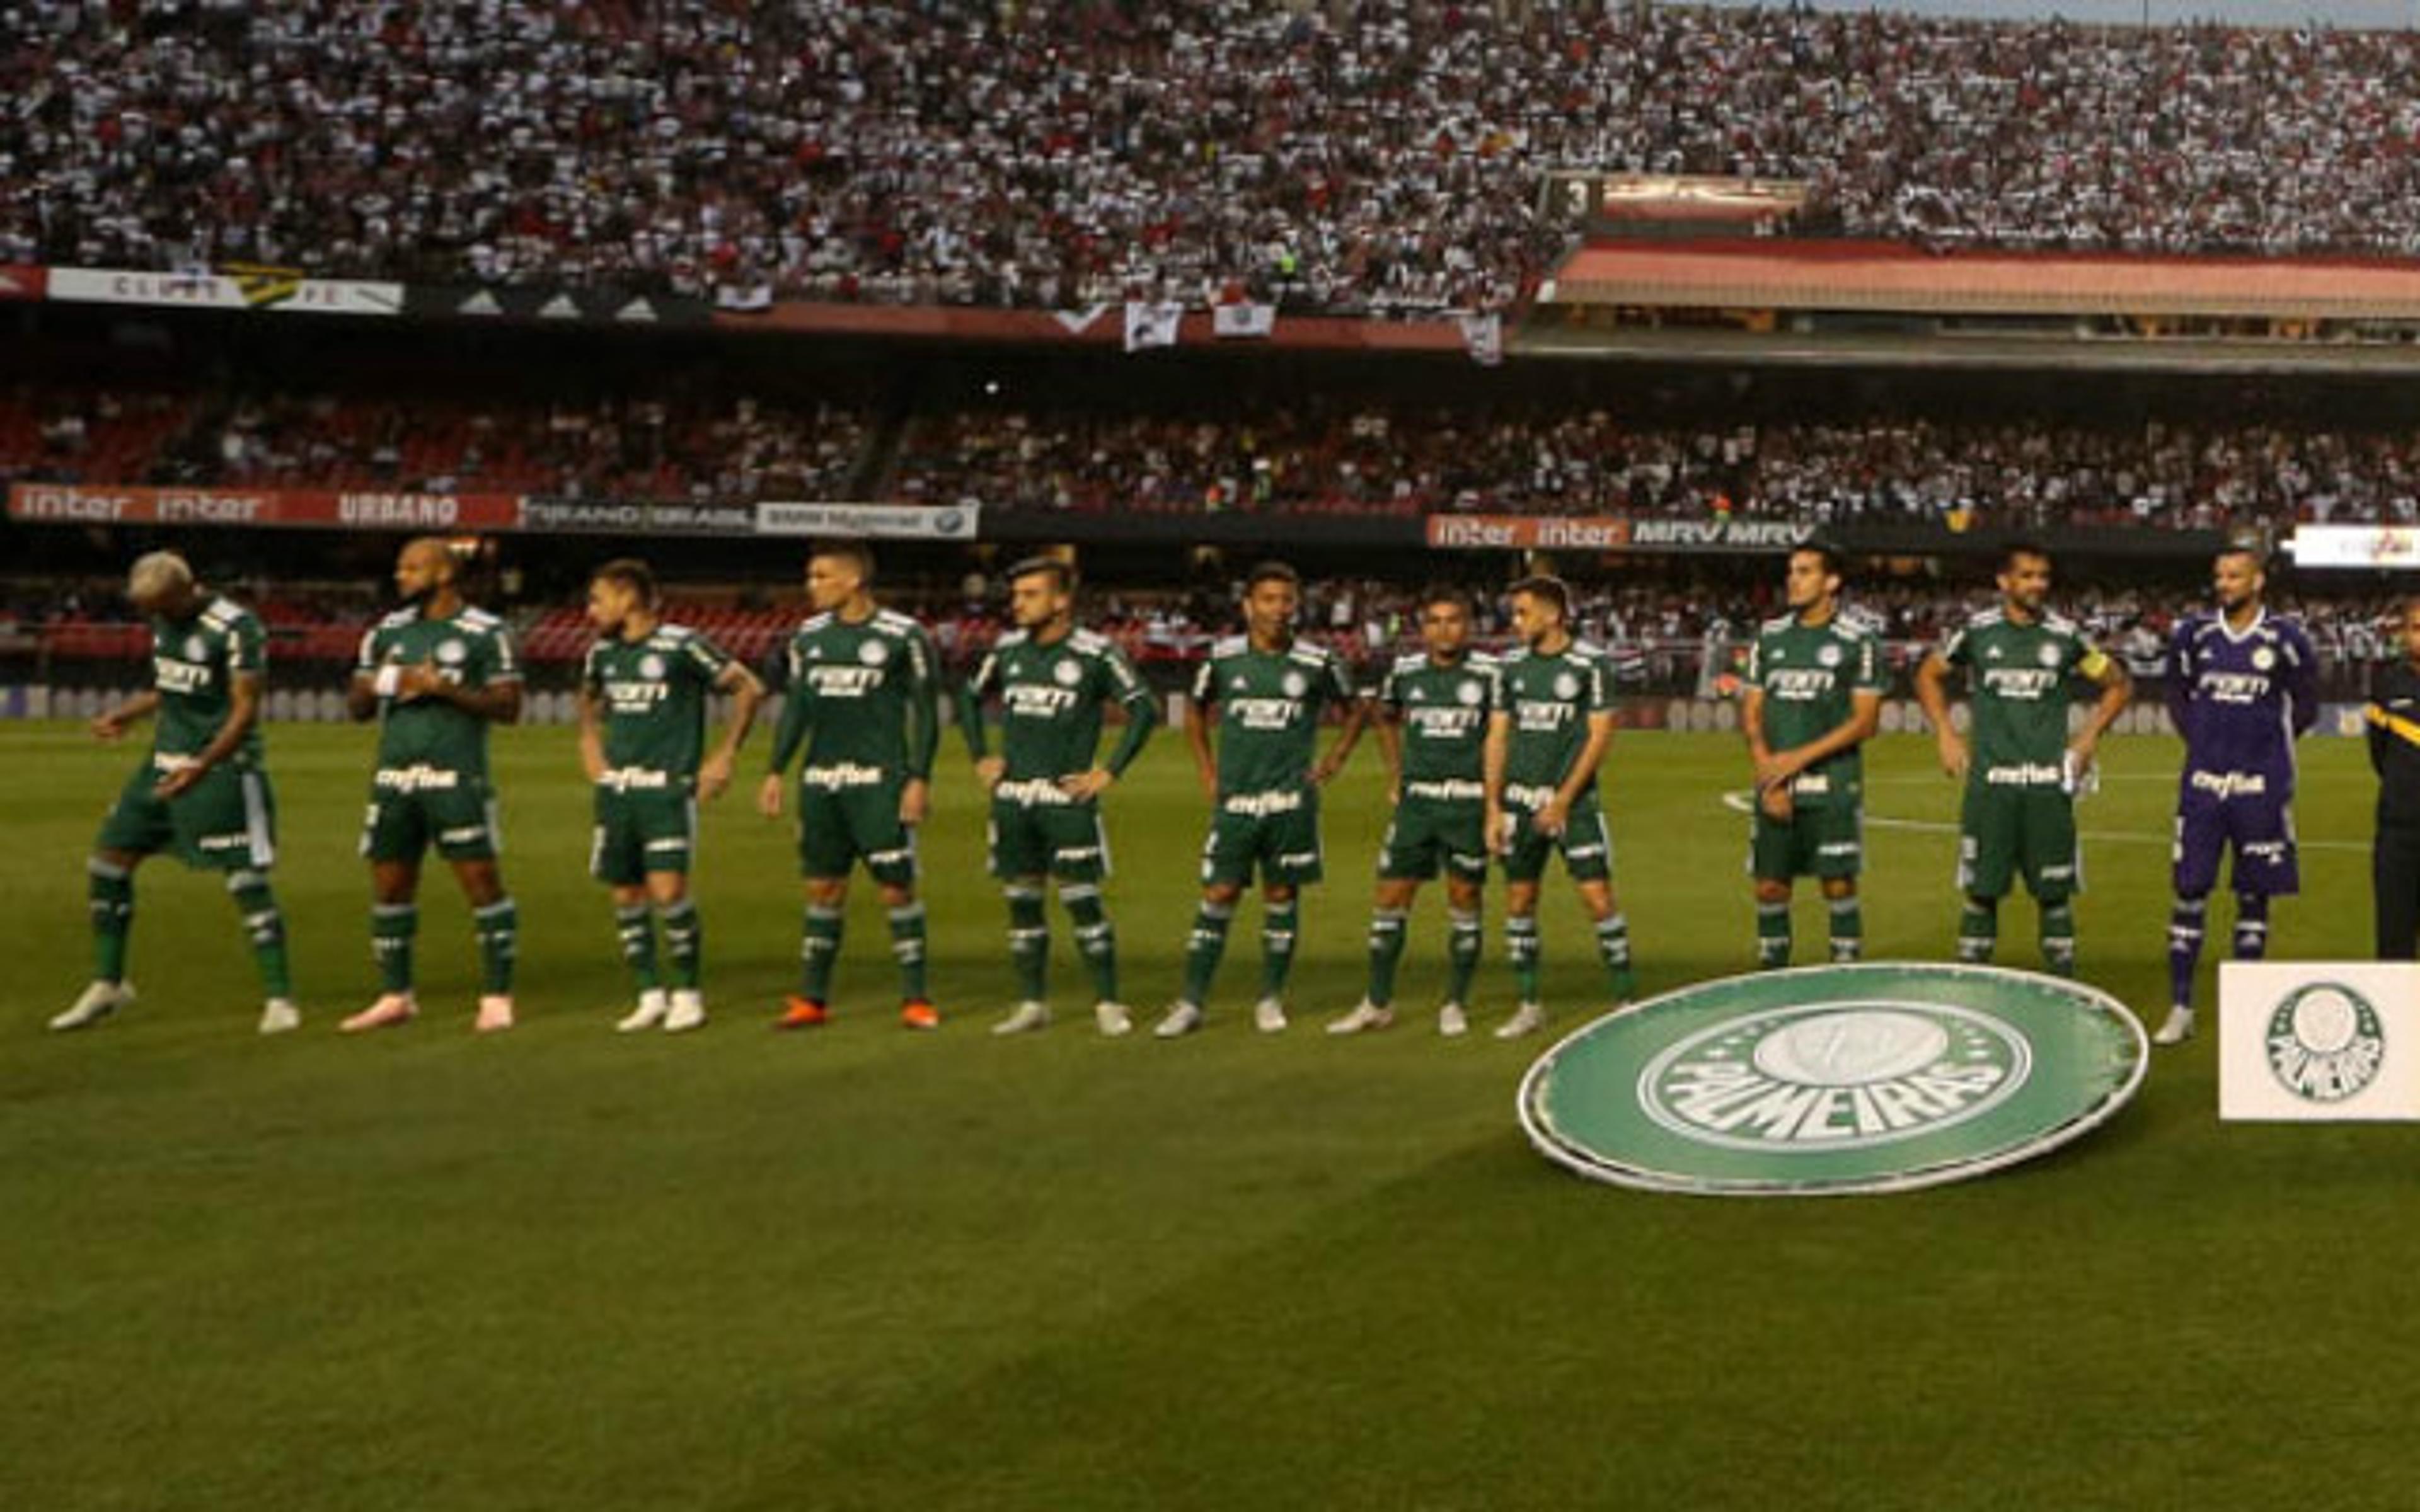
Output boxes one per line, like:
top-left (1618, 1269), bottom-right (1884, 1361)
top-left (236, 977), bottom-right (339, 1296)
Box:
top-left (1212, 302), bottom-right (1277, 340)
top-left (1052, 303), bottom-right (1114, 335)
top-left (1124, 301), bottom-right (1185, 353)
top-left (1457, 311), bottom-right (1503, 367)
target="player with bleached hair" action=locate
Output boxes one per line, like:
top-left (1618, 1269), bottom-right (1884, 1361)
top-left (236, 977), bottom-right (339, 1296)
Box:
top-left (53, 552), bottom-right (299, 1034)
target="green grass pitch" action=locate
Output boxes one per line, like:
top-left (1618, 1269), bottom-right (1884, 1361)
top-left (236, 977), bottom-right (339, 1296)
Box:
top-left (3, 721), bottom-right (2414, 1511)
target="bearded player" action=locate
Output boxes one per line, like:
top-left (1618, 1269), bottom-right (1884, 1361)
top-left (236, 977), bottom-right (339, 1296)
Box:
top-left (957, 557), bottom-right (1158, 1036)
top-left (343, 537), bottom-right (525, 1033)
top-left (1916, 540), bottom-right (2131, 976)
top-left (2153, 546), bottom-right (2317, 1045)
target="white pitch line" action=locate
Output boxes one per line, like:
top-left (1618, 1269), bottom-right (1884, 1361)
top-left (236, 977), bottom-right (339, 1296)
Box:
top-left (1717, 790), bottom-right (2371, 854)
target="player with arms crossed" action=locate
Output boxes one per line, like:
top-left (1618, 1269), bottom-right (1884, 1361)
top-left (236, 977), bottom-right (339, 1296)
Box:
top-left (1916, 540), bottom-right (2131, 976)
top-left (2153, 547), bottom-right (2317, 1045)
top-left (1742, 542), bottom-right (1885, 968)
top-left (343, 537), bottom-right (525, 1033)
top-left (1330, 585), bottom-right (1499, 1037)
top-left (54, 552), bottom-right (298, 1034)
top-left (579, 559), bottom-right (765, 1034)
top-left (1157, 562), bottom-right (1360, 1038)
top-left (759, 542), bottom-right (944, 1030)
top-left (1484, 575), bottom-right (1635, 1040)
top-left (957, 557), bottom-right (1159, 1036)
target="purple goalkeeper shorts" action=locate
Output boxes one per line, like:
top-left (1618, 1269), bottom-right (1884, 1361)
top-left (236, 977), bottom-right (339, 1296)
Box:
top-left (2173, 774), bottom-right (2299, 897)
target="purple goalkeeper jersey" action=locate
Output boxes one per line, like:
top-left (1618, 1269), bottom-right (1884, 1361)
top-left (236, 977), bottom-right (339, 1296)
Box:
top-left (2167, 609), bottom-right (2319, 796)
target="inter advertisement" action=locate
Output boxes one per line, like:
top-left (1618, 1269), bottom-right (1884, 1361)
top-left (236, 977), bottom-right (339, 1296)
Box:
top-left (6, 483), bottom-right (520, 530)
top-left (0, 265), bottom-right (45, 301)
top-left (755, 501), bottom-right (983, 540)
top-left (1425, 515), bottom-right (1813, 552)
top-left (2288, 524), bottom-right (2420, 571)
top-left (2219, 962), bottom-right (2420, 1120)
top-left (47, 265), bottom-right (404, 316)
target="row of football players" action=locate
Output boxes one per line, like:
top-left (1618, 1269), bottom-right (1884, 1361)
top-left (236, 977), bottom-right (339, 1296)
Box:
top-left (48, 536), bottom-right (2420, 1040)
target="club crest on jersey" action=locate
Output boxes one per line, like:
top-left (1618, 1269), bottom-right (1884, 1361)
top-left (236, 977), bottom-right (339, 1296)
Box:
top-left (2252, 647), bottom-right (2276, 671)
top-left (1554, 672), bottom-right (1580, 700)
top-left (437, 639), bottom-right (467, 666)
top-left (1457, 680), bottom-right (1484, 706)
top-left (183, 634), bottom-right (209, 662)
top-left (1052, 658), bottom-right (1085, 687)
top-left (1818, 644), bottom-right (1842, 668)
top-left (640, 653), bottom-right (666, 679)
top-left (2036, 643), bottom-right (2061, 668)
top-left (858, 639), bottom-right (890, 667)
top-left (1282, 670), bottom-right (1308, 697)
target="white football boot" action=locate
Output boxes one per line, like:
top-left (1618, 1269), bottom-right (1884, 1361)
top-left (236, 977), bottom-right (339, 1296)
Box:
top-left (51, 980), bottom-right (135, 1031)
top-left (993, 1001), bottom-right (1051, 1036)
top-left (1327, 1001), bottom-right (1393, 1036)
top-left (616, 988), bottom-right (670, 1033)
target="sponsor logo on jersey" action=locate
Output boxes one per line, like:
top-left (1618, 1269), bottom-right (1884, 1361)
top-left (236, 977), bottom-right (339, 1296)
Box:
top-left (804, 665), bottom-right (883, 698)
top-left (2266, 983), bottom-right (2385, 1103)
top-left (374, 764), bottom-right (464, 793)
top-left (2196, 671), bottom-right (2272, 706)
top-left (2189, 769), bottom-right (2270, 798)
top-left (1983, 762), bottom-right (2066, 786)
top-left (1005, 684), bottom-right (1081, 719)
top-left (1221, 788), bottom-right (1307, 818)
top-left (1228, 696), bottom-right (1305, 731)
top-left (801, 762), bottom-right (890, 790)
top-left (153, 656), bottom-right (215, 694)
top-left (1766, 668), bottom-right (1837, 699)
top-left (1981, 667), bottom-right (2062, 699)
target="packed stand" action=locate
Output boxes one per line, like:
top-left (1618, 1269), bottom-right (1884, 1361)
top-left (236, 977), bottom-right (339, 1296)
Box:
top-left (894, 407), bottom-right (2420, 531)
top-left (21, 4), bottom-right (2420, 319)
top-left (0, 388), bottom-right (873, 501)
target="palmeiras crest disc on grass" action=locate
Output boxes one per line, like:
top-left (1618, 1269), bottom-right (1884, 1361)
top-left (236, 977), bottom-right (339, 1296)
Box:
top-left (1518, 963), bottom-right (2148, 1196)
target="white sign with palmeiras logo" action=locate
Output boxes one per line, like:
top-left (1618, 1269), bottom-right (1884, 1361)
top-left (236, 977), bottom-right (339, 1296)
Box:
top-left (2220, 962), bottom-right (2420, 1121)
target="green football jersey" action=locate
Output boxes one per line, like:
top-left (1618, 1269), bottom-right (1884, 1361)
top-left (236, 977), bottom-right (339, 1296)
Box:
top-left (1191, 634), bottom-right (1356, 796)
top-left (965, 626), bottom-right (1152, 781)
top-left (1746, 612), bottom-right (1884, 805)
top-left (582, 622), bottom-right (734, 780)
top-left (1376, 650), bottom-right (1498, 793)
top-left (1499, 638), bottom-right (1612, 793)
top-left (355, 604), bottom-right (521, 776)
top-left (772, 607), bottom-right (940, 779)
top-left (150, 595), bottom-right (266, 767)
top-left (1940, 608), bottom-right (2107, 786)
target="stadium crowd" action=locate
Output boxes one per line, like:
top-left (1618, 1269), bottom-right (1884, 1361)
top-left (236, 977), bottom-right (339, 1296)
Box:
top-left (16, 382), bottom-right (2420, 532)
top-left (15, 3), bottom-right (2420, 317)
